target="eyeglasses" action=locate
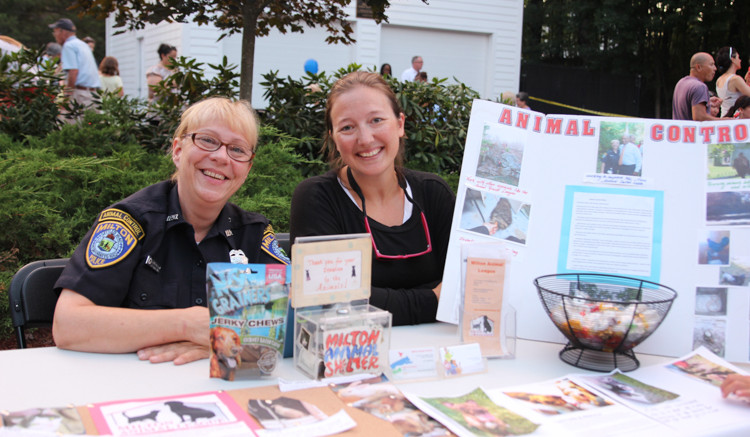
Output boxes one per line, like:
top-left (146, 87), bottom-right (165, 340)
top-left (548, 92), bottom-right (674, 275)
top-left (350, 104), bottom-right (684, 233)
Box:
top-left (347, 167), bottom-right (432, 260)
top-left (185, 132), bottom-right (255, 163)
top-left (363, 208), bottom-right (432, 259)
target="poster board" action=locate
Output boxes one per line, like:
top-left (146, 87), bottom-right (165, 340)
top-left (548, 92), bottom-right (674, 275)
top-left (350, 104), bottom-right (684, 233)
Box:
top-left (438, 100), bottom-right (750, 363)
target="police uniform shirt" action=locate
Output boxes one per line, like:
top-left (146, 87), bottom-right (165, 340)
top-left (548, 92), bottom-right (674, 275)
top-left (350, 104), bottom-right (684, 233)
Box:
top-left (55, 180), bottom-right (289, 309)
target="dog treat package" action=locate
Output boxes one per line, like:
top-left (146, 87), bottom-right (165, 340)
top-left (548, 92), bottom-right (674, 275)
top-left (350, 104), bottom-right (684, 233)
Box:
top-left (206, 263), bottom-right (291, 381)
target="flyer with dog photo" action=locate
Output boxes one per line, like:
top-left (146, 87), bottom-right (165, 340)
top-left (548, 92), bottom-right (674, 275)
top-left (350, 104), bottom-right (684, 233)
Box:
top-left (206, 263), bottom-right (291, 381)
top-left (88, 391), bottom-right (259, 436)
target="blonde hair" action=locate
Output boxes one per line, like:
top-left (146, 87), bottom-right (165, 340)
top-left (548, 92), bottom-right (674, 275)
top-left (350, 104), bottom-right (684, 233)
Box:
top-left (171, 97), bottom-right (259, 180)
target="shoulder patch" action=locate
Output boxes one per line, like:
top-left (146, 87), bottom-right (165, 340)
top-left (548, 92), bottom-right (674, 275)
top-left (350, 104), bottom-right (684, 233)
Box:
top-left (86, 221), bottom-right (140, 269)
top-left (98, 208), bottom-right (145, 240)
top-left (261, 224), bottom-right (290, 265)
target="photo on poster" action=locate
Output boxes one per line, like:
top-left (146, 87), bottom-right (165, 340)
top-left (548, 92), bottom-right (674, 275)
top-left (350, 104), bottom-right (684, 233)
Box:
top-left (719, 260), bottom-right (750, 286)
top-left (706, 191), bottom-right (750, 226)
top-left (596, 121), bottom-right (645, 176)
top-left (246, 397), bottom-right (326, 430)
top-left (460, 187), bottom-right (530, 244)
top-left (695, 287), bottom-right (728, 316)
top-left (698, 230), bottom-right (730, 265)
top-left (420, 388), bottom-right (539, 437)
top-left (665, 350), bottom-right (739, 387)
top-left (1, 407), bottom-right (85, 434)
top-left (707, 143), bottom-right (750, 181)
top-left (501, 378), bottom-right (614, 416)
top-left (693, 317), bottom-right (727, 357)
top-left (330, 377), bottom-right (451, 437)
top-left (577, 371), bottom-right (679, 405)
top-left (475, 122), bottom-right (525, 187)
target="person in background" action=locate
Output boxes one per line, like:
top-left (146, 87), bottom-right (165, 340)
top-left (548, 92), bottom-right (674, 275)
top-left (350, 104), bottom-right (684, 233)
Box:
top-left (726, 95), bottom-right (750, 119)
top-left (52, 97), bottom-right (289, 364)
top-left (43, 42), bottom-right (61, 61)
top-left (672, 52), bottom-right (721, 121)
top-left (146, 43), bottom-right (177, 101)
top-left (400, 55), bottom-right (423, 82)
top-left (48, 18), bottom-right (100, 110)
top-left (415, 71), bottom-right (428, 83)
top-left (600, 140), bottom-right (621, 174)
top-left (99, 56), bottom-right (124, 96)
top-left (380, 63), bottom-right (392, 77)
top-left (708, 91), bottom-right (722, 117)
top-left (290, 71), bottom-right (455, 325)
top-left (715, 46), bottom-right (750, 117)
top-left (516, 92), bottom-right (531, 109)
top-left (721, 374), bottom-right (750, 399)
top-left (618, 135), bottom-right (642, 176)
top-left (82, 36), bottom-right (95, 52)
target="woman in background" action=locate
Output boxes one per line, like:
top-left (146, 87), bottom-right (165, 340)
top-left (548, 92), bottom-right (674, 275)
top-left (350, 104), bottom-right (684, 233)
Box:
top-left (380, 63), bottom-right (392, 77)
top-left (98, 56), bottom-right (124, 96)
top-left (146, 43), bottom-right (177, 101)
top-left (715, 46), bottom-right (750, 117)
top-left (725, 95), bottom-right (750, 119)
top-left (290, 71), bottom-right (455, 325)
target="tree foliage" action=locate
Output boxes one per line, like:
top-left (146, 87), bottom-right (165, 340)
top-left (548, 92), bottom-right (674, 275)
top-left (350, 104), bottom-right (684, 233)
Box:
top-left (522, 0), bottom-right (750, 118)
top-left (260, 64), bottom-right (479, 176)
top-left (71, 0), bottom-right (427, 100)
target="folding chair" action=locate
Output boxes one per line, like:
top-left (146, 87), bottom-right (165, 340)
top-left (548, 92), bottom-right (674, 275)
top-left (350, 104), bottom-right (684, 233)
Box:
top-left (276, 232), bottom-right (291, 255)
top-left (8, 258), bottom-right (68, 348)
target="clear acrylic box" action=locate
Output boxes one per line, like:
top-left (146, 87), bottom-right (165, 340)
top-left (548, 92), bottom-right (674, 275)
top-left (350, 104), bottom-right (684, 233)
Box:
top-left (293, 304), bottom-right (392, 379)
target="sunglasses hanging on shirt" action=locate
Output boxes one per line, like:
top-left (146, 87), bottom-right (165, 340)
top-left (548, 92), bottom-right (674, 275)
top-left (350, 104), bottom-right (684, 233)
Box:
top-left (346, 167), bottom-right (432, 260)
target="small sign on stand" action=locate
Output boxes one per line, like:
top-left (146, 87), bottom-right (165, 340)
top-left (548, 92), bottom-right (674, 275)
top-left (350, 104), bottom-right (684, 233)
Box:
top-left (459, 242), bottom-right (517, 359)
top-left (290, 234), bottom-right (392, 380)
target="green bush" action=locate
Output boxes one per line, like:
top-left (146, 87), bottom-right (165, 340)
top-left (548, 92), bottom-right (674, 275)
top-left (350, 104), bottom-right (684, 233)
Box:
top-left (0, 48), bottom-right (65, 141)
top-left (260, 64), bottom-right (480, 175)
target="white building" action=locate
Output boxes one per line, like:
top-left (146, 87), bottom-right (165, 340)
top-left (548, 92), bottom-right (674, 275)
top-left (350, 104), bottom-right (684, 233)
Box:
top-left (105, 0), bottom-right (523, 109)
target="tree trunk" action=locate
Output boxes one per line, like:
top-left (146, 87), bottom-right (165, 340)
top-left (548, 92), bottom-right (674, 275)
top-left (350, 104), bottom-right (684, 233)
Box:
top-left (240, 1), bottom-right (261, 101)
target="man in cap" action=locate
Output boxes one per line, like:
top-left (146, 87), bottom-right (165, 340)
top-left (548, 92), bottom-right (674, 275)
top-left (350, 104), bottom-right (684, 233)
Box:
top-left (49, 18), bottom-right (100, 112)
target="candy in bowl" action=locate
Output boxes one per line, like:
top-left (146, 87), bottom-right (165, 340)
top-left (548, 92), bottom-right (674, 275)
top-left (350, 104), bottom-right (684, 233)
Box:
top-left (534, 273), bottom-right (677, 372)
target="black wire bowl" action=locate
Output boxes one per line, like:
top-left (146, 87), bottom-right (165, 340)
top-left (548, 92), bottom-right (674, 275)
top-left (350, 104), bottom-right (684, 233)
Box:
top-left (534, 273), bottom-right (677, 372)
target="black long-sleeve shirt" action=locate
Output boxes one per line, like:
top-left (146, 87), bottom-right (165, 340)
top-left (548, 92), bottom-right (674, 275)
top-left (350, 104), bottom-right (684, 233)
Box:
top-left (290, 169), bottom-right (455, 325)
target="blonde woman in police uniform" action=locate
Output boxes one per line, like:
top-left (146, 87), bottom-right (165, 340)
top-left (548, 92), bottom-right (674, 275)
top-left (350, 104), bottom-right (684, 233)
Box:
top-left (53, 97), bottom-right (289, 365)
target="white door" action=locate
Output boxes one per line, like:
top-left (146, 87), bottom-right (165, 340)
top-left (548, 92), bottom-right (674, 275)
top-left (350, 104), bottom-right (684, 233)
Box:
top-left (380, 25), bottom-right (489, 96)
top-left (224, 26), bottom-right (356, 109)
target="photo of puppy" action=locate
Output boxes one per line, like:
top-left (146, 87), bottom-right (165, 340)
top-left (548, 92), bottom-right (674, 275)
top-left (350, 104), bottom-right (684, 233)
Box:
top-left (210, 326), bottom-right (242, 381)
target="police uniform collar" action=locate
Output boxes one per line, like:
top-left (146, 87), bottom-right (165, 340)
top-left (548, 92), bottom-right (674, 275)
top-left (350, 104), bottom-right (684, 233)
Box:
top-left (168, 183), bottom-right (239, 245)
top-left (164, 183), bottom-right (188, 230)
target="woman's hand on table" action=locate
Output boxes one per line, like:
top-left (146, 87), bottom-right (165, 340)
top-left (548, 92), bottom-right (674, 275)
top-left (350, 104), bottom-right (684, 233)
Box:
top-left (138, 341), bottom-right (209, 365)
top-left (137, 306), bottom-right (210, 365)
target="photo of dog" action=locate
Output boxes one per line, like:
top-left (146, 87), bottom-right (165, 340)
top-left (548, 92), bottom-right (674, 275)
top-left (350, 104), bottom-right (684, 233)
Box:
top-left (209, 326), bottom-right (242, 381)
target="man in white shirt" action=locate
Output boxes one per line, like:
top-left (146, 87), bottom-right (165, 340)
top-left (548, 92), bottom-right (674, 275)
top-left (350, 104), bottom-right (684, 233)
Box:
top-left (400, 56), bottom-right (423, 82)
top-left (49, 18), bottom-right (100, 112)
top-left (618, 135), bottom-right (642, 176)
